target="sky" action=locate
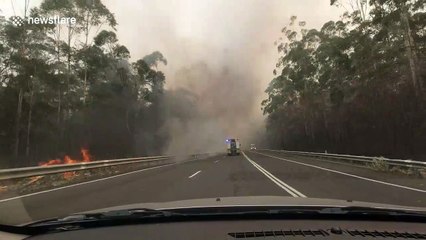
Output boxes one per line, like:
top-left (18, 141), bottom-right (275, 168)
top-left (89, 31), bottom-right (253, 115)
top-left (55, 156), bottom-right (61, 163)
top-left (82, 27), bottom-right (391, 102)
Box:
top-left (0, 0), bottom-right (344, 153)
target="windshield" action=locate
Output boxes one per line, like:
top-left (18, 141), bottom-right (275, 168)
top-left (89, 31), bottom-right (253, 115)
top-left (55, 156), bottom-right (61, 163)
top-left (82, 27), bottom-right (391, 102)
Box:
top-left (0, 0), bottom-right (425, 227)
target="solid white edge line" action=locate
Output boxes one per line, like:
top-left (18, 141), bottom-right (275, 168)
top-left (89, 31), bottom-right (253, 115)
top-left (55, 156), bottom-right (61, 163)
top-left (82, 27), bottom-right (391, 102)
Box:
top-left (242, 151), bottom-right (306, 198)
top-left (0, 158), bottom-right (211, 203)
top-left (256, 151), bottom-right (426, 194)
top-left (188, 170), bottom-right (201, 178)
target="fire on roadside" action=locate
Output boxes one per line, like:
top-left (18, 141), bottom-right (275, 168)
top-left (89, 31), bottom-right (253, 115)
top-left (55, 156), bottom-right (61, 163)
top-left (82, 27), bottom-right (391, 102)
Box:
top-left (0, 185), bottom-right (7, 193)
top-left (37, 148), bottom-right (93, 180)
top-left (63, 171), bottom-right (78, 180)
top-left (27, 176), bottom-right (44, 185)
top-left (39, 148), bottom-right (92, 166)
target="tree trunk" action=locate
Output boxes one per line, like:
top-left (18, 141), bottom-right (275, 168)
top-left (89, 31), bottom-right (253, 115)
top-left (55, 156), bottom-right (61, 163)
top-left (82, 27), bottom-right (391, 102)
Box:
top-left (57, 89), bottom-right (62, 125)
top-left (62, 24), bottom-right (73, 150)
top-left (303, 119), bottom-right (309, 139)
top-left (82, 10), bottom-right (91, 105)
top-left (310, 119), bottom-right (315, 143)
top-left (83, 69), bottom-right (88, 105)
top-left (400, 9), bottom-right (421, 96)
top-left (26, 89), bottom-right (34, 157)
top-left (67, 24), bottom-right (72, 91)
top-left (125, 108), bottom-right (132, 135)
top-left (14, 88), bottom-right (24, 157)
top-left (56, 25), bottom-right (62, 126)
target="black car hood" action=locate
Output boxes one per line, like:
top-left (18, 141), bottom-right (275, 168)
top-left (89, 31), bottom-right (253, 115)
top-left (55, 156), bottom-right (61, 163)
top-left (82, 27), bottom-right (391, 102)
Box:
top-left (80, 196), bottom-right (426, 214)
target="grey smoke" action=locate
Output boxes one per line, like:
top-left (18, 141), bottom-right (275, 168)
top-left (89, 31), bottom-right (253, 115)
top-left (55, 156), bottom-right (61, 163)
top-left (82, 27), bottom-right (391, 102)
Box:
top-left (106, 0), bottom-right (343, 156)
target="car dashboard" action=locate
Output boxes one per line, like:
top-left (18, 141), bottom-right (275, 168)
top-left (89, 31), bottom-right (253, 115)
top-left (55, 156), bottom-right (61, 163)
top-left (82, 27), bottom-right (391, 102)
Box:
top-left (2, 219), bottom-right (425, 240)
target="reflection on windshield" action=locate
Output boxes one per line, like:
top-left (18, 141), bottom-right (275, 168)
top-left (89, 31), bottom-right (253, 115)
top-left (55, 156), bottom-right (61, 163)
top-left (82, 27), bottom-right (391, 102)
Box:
top-left (0, 0), bottom-right (425, 227)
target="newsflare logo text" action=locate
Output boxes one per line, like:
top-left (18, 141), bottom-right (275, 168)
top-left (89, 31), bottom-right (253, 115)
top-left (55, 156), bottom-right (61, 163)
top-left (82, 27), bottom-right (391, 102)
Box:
top-left (10, 16), bottom-right (77, 27)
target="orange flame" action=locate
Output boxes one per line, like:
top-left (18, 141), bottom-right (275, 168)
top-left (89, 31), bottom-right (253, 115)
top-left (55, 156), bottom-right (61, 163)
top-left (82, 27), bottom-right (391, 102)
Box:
top-left (63, 171), bottom-right (78, 180)
top-left (0, 185), bottom-right (7, 193)
top-left (38, 148), bottom-right (92, 180)
top-left (81, 148), bottom-right (91, 162)
top-left (63, 155), bottom-right (78, 164)
top-left (40, 159), bottom-right (62, 166)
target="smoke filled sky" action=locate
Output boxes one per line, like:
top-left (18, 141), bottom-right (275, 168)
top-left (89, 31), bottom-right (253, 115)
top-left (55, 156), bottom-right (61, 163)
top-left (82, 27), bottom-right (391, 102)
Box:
top-left (104, 0), bottom-right (343, 94)
top-left (1, 0), bottom-right (344, 152)
top-left (102, 0), bottom-right (344, 148)
top-left (1, 0), bottom-right (343, 94)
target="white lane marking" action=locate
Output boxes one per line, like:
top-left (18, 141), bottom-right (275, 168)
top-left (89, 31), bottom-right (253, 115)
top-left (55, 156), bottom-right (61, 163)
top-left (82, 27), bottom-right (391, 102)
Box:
top-left (0, 162), bottom-right (183, 203)
top-left (256, 152), bottom-right (426, 193)
top-left (242, 152), bottom-right (306, 198)
top-left (250, 160), bottom-right (307, 198)
top-left (188, 170), bottom-right (201, 178)
top-left (214, 160), bottom-right (219, 163)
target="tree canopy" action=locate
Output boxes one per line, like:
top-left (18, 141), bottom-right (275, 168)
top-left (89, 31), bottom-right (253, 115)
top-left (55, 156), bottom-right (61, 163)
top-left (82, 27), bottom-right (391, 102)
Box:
top-left (0, 0), bottom-right (168, 167)
top-left (262, 0), bottom-right (425, 158)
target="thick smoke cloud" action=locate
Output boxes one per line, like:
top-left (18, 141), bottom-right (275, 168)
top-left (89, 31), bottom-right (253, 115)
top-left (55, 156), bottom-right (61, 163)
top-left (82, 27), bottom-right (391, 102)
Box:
top-left (162, 61), bottom-right (261, 154)
top-left (102, 0), bottom-right (342, 155)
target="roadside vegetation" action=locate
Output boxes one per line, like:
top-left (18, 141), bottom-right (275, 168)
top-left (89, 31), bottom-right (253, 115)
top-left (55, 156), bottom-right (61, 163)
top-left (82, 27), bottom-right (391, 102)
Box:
top-left (0, 0), bottom-right (169, 167)
top-left (262, 0), bottom-right (425, 159)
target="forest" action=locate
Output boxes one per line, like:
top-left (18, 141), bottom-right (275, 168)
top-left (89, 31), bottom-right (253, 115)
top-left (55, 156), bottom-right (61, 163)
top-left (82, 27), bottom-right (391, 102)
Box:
top-left (262, 0), bottom-right (426, 158)
top-left (1, 0), bottom-right (425, 168)
top-left (0, 0), bottom-right (171, 167)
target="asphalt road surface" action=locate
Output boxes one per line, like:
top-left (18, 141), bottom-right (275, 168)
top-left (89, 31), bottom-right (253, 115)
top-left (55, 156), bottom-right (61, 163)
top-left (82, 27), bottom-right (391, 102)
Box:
top-left (1, 150), bottom-right (425, 225)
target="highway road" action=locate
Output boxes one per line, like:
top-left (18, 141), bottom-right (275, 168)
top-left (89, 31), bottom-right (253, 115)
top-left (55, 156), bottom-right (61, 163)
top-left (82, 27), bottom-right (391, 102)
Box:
top-left (0, 150), bottom-right (425, 225)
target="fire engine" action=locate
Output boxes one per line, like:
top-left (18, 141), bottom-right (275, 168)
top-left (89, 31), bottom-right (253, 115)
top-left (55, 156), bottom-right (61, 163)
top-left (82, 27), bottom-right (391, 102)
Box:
top-left (226, 138), bottom-right (241, 156)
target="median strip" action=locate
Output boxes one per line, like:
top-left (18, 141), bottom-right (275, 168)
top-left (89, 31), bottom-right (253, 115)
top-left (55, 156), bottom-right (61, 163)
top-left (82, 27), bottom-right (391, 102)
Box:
top-left (242, 152), bottom-right (306, 198)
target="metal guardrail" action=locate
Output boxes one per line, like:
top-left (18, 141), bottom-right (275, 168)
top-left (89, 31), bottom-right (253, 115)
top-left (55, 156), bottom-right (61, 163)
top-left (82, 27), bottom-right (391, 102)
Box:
top-left (0, 156), bottom-right (172, 181)
top-left (260, 149), bottom-right (426, 169)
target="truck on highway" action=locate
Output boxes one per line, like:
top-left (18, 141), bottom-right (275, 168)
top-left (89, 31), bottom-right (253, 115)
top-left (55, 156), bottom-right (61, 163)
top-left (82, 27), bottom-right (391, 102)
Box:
top-left (226, 138), bottom-right (241, 156)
